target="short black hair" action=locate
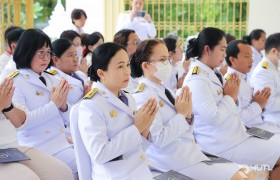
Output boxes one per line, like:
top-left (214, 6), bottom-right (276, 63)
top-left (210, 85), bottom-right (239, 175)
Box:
top-left (60, 30), bottom-right (80, 42)
top-left (4, 26), bottom-right (19, 41)
top-left (71, 9), bottom-right (87, 24)
top-left (88, 42), bottom-right (126, 81)
top-left (6, 27), bottom-right (25, 49)
top-left (225, 40), bottom-right (248, 66)
top-left (13, 29), bottom-right (52, 69)
top-left (113, 29), bottom-right (136, 47)
top-left (186, 27), bottom-right (225, 59)
top-left (265, 33), bottom-right (280, 54)
top-left (242, 29), bottom-right (265, 45)
top-left (52, 38), bottom-right (73, 58)
top-left (163, 35), bottom-right (179, 52)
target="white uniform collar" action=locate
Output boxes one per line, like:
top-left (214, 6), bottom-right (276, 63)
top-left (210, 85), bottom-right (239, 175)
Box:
top-left (192, 59), bottom-right (223, 87)
top-left (20, 68), bottom-right (51, 91)
top-left (92, 81), bottom-right (134, 118)
top-left (251, 46), bottom-right (263, 58)
top-left (226, 67), bottom-right (247, 80)
top-left (263, 56), bottom-right (278, 70)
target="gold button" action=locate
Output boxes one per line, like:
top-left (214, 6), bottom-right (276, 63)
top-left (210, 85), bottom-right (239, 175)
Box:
top-left (140, 155), bottom-right (145, 160)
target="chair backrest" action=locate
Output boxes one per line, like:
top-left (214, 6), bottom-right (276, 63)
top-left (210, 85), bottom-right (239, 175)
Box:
top-left (70, 103), bottom-right (92, 180)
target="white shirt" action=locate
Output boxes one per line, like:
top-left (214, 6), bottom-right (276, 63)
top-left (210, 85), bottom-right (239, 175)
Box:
top-left (123, 76), bottom-right (142, 94)
top-left (12, 69), bottom-right (72, 155)
top-left (0, 113), bottom-right (18, 148)
top-left (250, 57), bottom-right (280, 127)
top-left (184, 59), bottom-right (250, 154)
top-left (225, 67), bottom-right (263, 127)
top-left (247, 46), bottom-right (263, 80)
top-left (163, 67), bottom-right (178, 94)
top-left (71, 24), bottom-right (85, 35)
top-left (116, 12), bottom-right (156, 41)
top-left (78, 81), bottom-right (153, 180)
top-left (0, 59), bottom-right (17, 82)
top-left (133, 78), bottom-right (208, 171)
top-left (0, 51), bottom-right (12, 75)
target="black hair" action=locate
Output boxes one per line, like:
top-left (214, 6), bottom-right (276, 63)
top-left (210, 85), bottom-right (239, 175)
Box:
top-left (60, 30), bottom-right (80, 42)
top-left (71, 9), bottom-right (87, 24)
top-left (4, 26), bottom-right (19, 41)
top-left (265, 33), bottom-right (280, 54)
top-left (225, 40), bottom-right (248, 66)
top-left (113, 29), bottom-right (136, 47)
top-left (52, 38), bottom-right (73, 58)
top-left (6, 27), bottom-right (25, 49)
top-left (83, 32), bottom-right (104, 58)
top-left (81, 33), bottom-right (89, 46)
top-left (242, 29), bottom-right (265, 45)
top-left (225, 33), bottom-right (236, 44)
top-left (88, 42), bottom-right (126, 81)
top-left (163, 35), bottom-right (179, 52)
top-left (130, 39), bottom-right (164, 78)
top-left (13, 29), bottom-right (52, 70)
top-left (186, 27), bottom-right (225, 59)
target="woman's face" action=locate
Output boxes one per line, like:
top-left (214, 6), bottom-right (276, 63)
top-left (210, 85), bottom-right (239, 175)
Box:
top-left (131, 0), bottom-right (144, 11)
top-left (101, 49), bottom-right (131, 91)
top-left (206, 37), bottom-right (227, 69)
top-left (55, 45), bottom-right (79, 75)
top-left (253, 33), bottom-right (266, 51)
top-left (171, 40), bottom-right (183, 64)
top-left (73, 14), bottom-right (86, 28)
top-left (126, 33), bottom-right (140, 56)
top-left (31, 44), bottom-right (51, 74)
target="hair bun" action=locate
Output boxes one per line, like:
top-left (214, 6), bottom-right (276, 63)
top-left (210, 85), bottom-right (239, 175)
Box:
top-left (186, 38), bottom-right (198, 59)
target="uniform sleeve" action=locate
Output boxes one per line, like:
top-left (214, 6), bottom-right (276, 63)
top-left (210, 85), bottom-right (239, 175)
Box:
top-left (78, 99), bottom-right (143, 165)
top-left (186, 76), bottom-right (238, 125)
top-left (12, 85), bottom-right (61, 130)
top-left (147, 22), bottom-right (157, 38)
top-left (134, 91), bottom-right (189, 149)
top-left (238, 101), bottom-right (262, 125)
top-left (251, 70), bottom-right (280, 112)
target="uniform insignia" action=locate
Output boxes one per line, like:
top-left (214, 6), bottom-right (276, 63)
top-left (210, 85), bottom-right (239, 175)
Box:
top-left (139, 155), bottom-right (145, 160)
top-left (135, 83), bottom-right (145, 93)
top-left (261, 62), bottom-right (268, 69)
top-left (24, 74), bottom-right (29, 79)
top-left (216, 89), bottom-right (223, 95)
top-left (7, 71), bottom-right (19, 78)
top-left (83, 88), bottom-right (98, 99)
top-left (45, 70), bottom-right (57, 75)
top-left (159, 100), bottom-right (165, 107)
top-left (100, 90), bottom-right (105, 94)
top-left (225, 74), bottom-right (231, 80)
top-left (192, 66), bottom-right (199, 75)
top-left (110, 110), bottom-right (118, 118)
top-left (36, 90), bottom-right (45, 96)
top-left (192, 140), bottom-right (196, 144)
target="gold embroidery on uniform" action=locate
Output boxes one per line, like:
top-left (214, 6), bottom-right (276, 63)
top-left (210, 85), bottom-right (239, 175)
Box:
top-left (192, 66), bottom-right (199, 75)
top-left (262, 62), bottom-right (268, 69)
top-left (135, 83), bottom-right (145, 93)
top-left (83, 88), bottom-right (98, 99)
top-left (110, 110), bottom-right (118, 118)
top-left (36, 90), bottom-right (44, 96)
top-left (159, 100), bottom-right (165, 107)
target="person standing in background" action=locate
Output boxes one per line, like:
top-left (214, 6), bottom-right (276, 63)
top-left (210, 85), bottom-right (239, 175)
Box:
top-left (116, 0), bottom-right (156, 41)
top-left (71, 9), bottom-right (87, 35)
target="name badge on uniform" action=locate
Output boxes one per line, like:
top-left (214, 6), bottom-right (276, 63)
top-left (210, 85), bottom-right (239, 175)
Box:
top-left (36, 90), bottom-right (44, 96)
top-left (110, 110), bottom-right (118, 118)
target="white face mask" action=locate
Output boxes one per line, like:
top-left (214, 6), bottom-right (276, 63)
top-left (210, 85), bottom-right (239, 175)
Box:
top-left (153, 62), bottom-right (173, 82)
top-left (76, 46), bottom-right (83, 63)
top-left (86, 54), bottom-right (92, 67)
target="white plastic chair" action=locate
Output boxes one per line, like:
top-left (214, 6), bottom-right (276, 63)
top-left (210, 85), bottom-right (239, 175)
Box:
top-left (70, 103), bottom-right (92, 180)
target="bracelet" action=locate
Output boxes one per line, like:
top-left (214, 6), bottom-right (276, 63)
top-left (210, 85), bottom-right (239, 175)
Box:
top-left (2, 103), bottom-right (14, 113)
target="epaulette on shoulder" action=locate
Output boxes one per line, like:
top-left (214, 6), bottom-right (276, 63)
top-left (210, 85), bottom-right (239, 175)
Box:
top-left (225, 74), bottom-right (231, 80)
top-left (135, 83), bottom-right (145, 93)
top-left (83, 88), bottom-right (98, 99)
top-left (44, 70), bottom-right (57, 75)
top-left (7, 70), bottom-right (20, 78)
top-left (261, 62), bottom-right (268, 69)
top-left (191, 66), bottom-right (200, 75)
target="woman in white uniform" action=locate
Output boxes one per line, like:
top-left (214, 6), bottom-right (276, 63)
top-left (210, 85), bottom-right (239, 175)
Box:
top-left (0, 78), bottom-right (74, 180)
top-left (243, 29), bottom-right (266, 79)
top-left (78, 42), bottom-right (158, 180)
top-left (114, 29), bottom-right (141, 93)
top-left (51, 38), bottom-right (87, 105)
top-left (11, 29), bottom-right (78, 179)
top-left (184, 27), bottom-right (280, 179)
top-left (131, 39), bottom-right (255, 180)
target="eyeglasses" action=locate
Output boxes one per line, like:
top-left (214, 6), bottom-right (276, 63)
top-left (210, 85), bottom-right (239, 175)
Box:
top-left (148, 57), bottom-right (172, 65)
top-left (127, 39), bottom-right (141, 46)
top-left (35, 50), bottom-right (53, 59)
